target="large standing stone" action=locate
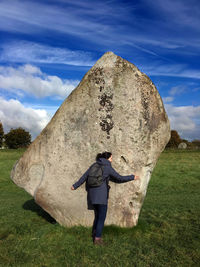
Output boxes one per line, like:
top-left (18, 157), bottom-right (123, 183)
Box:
top-left (11, 52), bottom-right (170, 227)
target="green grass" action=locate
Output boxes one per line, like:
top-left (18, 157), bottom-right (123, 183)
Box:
top-left (0, 149), bottom-right (200, 267)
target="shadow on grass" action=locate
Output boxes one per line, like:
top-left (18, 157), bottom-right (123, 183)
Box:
top-left (23, 199), bottom-right (57, 224)
top-left (23, 200), bottom-right (151, 234)
top-left (103, 219), bottom-right (151, 236)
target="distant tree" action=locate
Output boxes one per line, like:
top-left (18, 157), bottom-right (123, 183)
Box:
top-left (166, 130), bottom-right (182, 148)
top-left (4, 127), bottom-right (31, 149)
top-left (192, 139), bottom-right (200, 148)
top-left (0, 122), bottom-right (4, 148)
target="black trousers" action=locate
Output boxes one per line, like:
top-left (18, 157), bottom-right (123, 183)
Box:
top-left (92, 204), bottom-right (108, 238)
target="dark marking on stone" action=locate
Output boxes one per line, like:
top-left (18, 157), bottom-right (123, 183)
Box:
top-left (90, 68), bottom-right (115, 138)
top-left (121, 156), bottom-right (127, 163)
top-left (99, 114), bottom-right (114, 137)
top-left (99, 93), bottom-right (114, 112)
top-left (90, 67), bottom-right (115, 139)
top-left (139, 119), bottom-right (142, 129)
top-left (141, 90), bottom-right (150, 129)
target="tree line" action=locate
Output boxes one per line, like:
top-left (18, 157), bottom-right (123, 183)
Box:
top-left (0, 122), bottom-right (31, 149)
top-left (166, 130), bottom-right (200, 149)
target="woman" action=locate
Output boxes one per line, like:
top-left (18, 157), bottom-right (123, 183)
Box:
top-left (71, 151), bottom-right (139, 245)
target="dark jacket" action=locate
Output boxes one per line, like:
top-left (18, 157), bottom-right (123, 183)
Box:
top-left (73, 158), bottom-right (135, 209)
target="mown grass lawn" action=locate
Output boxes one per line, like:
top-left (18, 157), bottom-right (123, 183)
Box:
top-left (0, 149), bottom-right (200, 267)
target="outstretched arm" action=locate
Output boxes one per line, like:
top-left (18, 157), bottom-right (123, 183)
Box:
top-left (72, 168), bottom-right (90, 190)
top-left (109, 166), bottom-right (135, 183)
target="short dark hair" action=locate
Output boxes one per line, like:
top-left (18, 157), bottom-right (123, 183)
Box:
top-left (96, 151), bottom-right (112, 161)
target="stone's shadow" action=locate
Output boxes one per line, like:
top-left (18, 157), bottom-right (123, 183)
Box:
top-left (103, 220), bottom-right (150, 236)
top-left (23, 199), bottom-right (57, 224)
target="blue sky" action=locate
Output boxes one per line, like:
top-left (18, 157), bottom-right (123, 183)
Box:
top-left (0, 0), bottom-right (200, 140)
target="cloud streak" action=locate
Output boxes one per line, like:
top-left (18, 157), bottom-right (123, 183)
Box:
top-left (0, 0), bottom-right (199, 53)
top-left (0, 0), bottom-right (115, 40)
top-left (147, 0), bottom-right (200, 31)
top-left (0, 41), bottom-right (94, 66)
top-left (142, 63), bottom-right (200, 80)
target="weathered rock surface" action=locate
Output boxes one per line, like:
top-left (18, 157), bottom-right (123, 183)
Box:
top-left (11, 52), bottom-right (170, 227)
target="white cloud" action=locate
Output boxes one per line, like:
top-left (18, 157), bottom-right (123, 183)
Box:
top-left (0, 64), bottom-right (79, 98)
top-left (169, 85), bottom-right (186, 96)
top-left (163, 96), bottom-right (174, 103)
top-left (0, 41), bottom-right (94, 66)
top-left (0, 97), bottom-right (52, 139)
top-left (165, 103), bottom-right (200, 140)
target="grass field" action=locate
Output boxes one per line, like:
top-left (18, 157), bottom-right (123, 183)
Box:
top-left (0, 149), bottom-right (200, 267)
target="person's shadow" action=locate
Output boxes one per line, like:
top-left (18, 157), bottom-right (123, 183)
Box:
top-left (23, 199), bottom-right (57, 224)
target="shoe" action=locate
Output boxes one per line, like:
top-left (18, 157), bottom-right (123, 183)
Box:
top-left (94, 238), bottom-right (105, 246)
